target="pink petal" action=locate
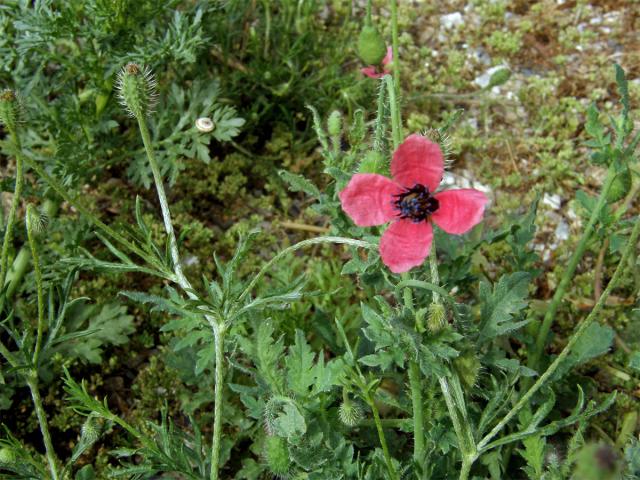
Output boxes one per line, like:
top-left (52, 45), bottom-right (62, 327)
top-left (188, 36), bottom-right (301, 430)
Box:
top-left (361, 66), bottom-right (385, 79)
top-left (379, 220), bottom-right (433, 273)
top-left (391, 134), bottom-right (444, 191)
top-left (339, 174), bottom-right (401, 227)
top-left (432, 189), bottom-right (488, 235)
top-left (382, 46), bottom-right (393, 66)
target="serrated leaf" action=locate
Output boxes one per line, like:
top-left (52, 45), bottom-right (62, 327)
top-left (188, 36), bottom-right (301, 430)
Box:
top-left (278, 170), bottom-right (320, 197)
top-left (478, 272), bottom-right (531, 342)
top-left (286, 330), bottom-right (316, 397)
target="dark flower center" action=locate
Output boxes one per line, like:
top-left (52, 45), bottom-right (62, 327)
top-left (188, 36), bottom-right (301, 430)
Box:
top-left (393, 184), bottom-right (439, 222)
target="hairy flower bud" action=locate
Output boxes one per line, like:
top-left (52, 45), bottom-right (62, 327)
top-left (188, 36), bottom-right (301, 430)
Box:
top-left (427, 302), bottom-right (446, 333)
top-left (357, 25), bottom-right (387, 66)
top-left (115, 62), bottom-right (158, 118)
top-left (264, 435), bottom-right (291, 477)
top-left (26, 205), bottom-right (48, 235)
top-left (453, 351), bottom-right (482, 390)
top-left (0, 89), bottom-right (24, 133)
top-left (358, 150), bottom-right (385, 174)
top-left (327, 110), bottom-right (342, 138)
top-left (339, 400), bottom-right (363, 427)
top-left (80, 416), bottom-right (100, 445)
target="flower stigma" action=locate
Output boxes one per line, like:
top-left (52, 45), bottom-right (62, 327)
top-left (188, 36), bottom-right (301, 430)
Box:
top-left (393, 184), bottom-right (439, 222)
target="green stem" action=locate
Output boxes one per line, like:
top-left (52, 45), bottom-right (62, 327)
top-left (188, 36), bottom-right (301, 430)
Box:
top-left (365, 391), bottom-right (400, 480)
top-left (459, 458), bottom-right (473, 480)
top-left (210, 326), bottom-right (225, 480)
top-left (365, 0), bottom-right (372, 25)
top-left (408, 360), bottom-right (425, 466)
top-left (429, 243), bottom-right (440, 304)
top-left (26, 374), bottom-right (60, 480)
top-left (385, 75), bottom-right (402, 149)
top-left (135, 116), bottom-right (190, 292)
top-left (26, 205), bottom-right (45, 367)
top-left (477, 214), bottom-right (640, 453)
top-left (0, 129), bottom-right (23, 289)
top-left (529, 165), bottom-right (616, 371)
top-left (5, 199), bottom-right (59, 300)
top-left (390, 0), bottom-right (400, 95)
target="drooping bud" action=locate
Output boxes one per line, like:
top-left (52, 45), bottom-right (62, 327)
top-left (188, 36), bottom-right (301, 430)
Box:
top-left (0, 89), bottom-right (24, 133)
top-left (357, 25), bottom-right (387, 66)
top-left (427, 302), bottom-right (446, 333)
top-left (339, 400), bottom-right (363, 427)
top-left (424, 128), bottom-right (453, 169)
top-left (26, 204), bottom-right (49, 236)
top-left (264, 435), bottom-right (291, 477)
top-left (115, 62), bottom-right (158, 118)
top-left (80, 416), bottom-right (100, 445)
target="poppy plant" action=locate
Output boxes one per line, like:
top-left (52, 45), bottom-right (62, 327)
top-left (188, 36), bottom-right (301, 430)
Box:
top-left (339, 134), bottom-right (488, 273)
top-left (361, 47), bottom-right (393, 79)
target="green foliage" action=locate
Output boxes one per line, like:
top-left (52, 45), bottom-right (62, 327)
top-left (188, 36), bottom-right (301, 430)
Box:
top-left (477, 272), bottom-right (531, 343)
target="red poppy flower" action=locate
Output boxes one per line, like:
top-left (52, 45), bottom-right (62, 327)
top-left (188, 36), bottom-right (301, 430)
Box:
top-left (339, 134), bottom-right (488, 273)
top-left (361, 47), bottom-right (393, 79)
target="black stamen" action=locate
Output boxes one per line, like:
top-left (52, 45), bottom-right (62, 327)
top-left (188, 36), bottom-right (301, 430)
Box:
top-left (393, 184), bottom-right (439, 223)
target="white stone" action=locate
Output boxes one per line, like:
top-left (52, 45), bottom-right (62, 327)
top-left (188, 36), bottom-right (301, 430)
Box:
top-left (440, 12), bottom-right (464, 29)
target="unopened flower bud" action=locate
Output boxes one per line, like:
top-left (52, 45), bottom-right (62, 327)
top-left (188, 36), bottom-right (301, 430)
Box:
top-left (80, 416), bottom-right (100, 445)
top-left (26, 205), bottom-right (48, 235)
top-left (115, 62), bottom-right (158, 118)
top-left (453, 351), bottom-right (482, 390)
top-left (195, 117), bottom-right (214, 133)
top-left (427, 302), bottom-right (446, 333)
top-left (0, 89), bottom-right (24, 133)
top-left (264, 435), bottom-right (291, 477)
top-left (357, 25), bottom-right (387, 66)
top-left (0, 447), bottom-right (16, 465)
top-left (327, 110), bottom-right (342, 138)
top-left (339, 400), bottom-right (363, 427)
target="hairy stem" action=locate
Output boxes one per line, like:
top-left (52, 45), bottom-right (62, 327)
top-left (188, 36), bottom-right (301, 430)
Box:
top-left (408, 359), bottom-right (425, 467)
top-left (390, 0), bottom-right (400, 94)
top-left (365, 390), bottom-right (400, 480)
top-left (385, 74), bottom-right (402, 149)
top-left (26, 374), bottom-right (59, 480)
top-left (210, 327), bottom-right (225, 480)
top-left (477, 214), bottom-right (640, 453)
top-left (135, 116), bottom-right (190, 292)
top-left (6, 199), bottom-right (59, 300)
top-left (0, 129), bottom-right (24, 289)
top-left (26, 205), bottom-right (45, 366)
top-left (529, 165), bottom-right (616, 370)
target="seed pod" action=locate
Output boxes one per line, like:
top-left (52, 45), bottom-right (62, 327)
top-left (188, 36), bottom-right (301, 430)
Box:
top-left (264, 435), bottom-right (291, 477)
top-left (606, 167), bottom-right (632, 203)
top-left (0, 89), bottom-right (24, 133)
top-left (0, 447), bottom-right (16, 465)
top-left (357, 25), bottom-right (387, 66)
top-left (338, 400), bottom-right (363, 427)
top-left (115, 62), bottom-right (158, 118)
top-left (427, 302), bottom-right (446, 334)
